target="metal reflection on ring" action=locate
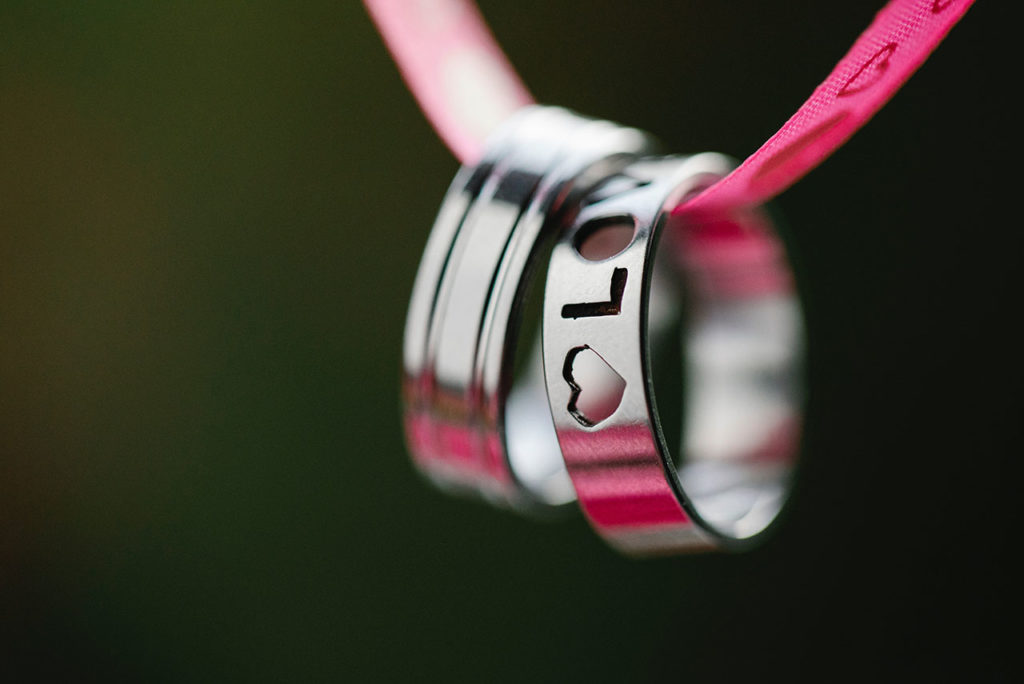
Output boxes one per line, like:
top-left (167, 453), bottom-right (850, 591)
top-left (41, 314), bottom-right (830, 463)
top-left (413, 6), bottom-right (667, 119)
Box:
top-left (401, 105), bottom-right (652, 511)
top-left (542, 154), bottom-right (804, 554)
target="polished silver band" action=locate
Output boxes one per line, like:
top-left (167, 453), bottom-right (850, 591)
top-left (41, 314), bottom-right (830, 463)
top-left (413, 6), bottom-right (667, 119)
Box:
top-left (402, 106), bottom-right (652, 510)
top-left (542, 154), bottom-right (804, 553)
top-left (403, 106), bottom-right (805, 553)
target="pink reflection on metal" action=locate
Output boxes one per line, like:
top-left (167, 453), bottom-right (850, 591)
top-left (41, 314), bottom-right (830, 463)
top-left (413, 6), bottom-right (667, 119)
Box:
top-left (406, 409), bottom-right (515, 497)
top-left (436, 420), bottom-right (477, 465)
top-left (483, 431), bottom-right (511, 484)
top-left (557, 423), bottom-right (692, 530)
top-left (668, 206), bottom-right (793, 298)
top-left (746, 416), bottom-right (802, 465)
top-left (404, 411), bottom-right (436, 468)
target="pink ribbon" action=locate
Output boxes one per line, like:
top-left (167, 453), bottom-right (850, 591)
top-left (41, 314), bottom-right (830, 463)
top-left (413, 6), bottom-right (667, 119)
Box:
top-left (364, 0), bottom-right (973, 213)
top-left (363, 0), bottom-right (532, 164)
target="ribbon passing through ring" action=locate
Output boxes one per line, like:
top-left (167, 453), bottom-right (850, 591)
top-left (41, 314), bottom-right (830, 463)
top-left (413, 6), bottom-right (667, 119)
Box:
top-left (403, 107), bottom-right (803, 553)
top-left (373, 0), bottom-right (974, 555)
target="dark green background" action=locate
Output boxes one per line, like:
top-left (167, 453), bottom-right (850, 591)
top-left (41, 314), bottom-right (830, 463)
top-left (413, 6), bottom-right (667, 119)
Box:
top-left (1, 2), bottom-right (1016, 680)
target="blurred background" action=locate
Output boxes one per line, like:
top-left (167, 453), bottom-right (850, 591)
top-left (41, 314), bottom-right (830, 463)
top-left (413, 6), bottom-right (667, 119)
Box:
top-left (1, 1), bottom-right (1016, 680)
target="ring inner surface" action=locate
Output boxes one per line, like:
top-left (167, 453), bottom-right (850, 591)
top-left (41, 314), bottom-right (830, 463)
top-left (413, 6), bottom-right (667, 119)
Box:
top-left (651, 203), bottom-right (803, 541)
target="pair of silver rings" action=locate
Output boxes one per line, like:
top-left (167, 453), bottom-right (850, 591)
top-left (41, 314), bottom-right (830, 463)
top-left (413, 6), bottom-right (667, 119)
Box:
top-left (402, 106), bottom-right (804, 555)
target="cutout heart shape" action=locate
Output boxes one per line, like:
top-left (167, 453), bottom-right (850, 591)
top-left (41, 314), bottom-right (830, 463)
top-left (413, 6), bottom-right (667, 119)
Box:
top-left (562, 346), bottom-right (626, 427)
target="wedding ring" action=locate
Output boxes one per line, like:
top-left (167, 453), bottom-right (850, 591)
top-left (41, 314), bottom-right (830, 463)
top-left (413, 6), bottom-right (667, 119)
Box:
top-left (402, 105), bottom-right (652, 510)
top-left (404, 106), bottom-right (805, 550)
top-left (542, 154), bottom-right (804, 553)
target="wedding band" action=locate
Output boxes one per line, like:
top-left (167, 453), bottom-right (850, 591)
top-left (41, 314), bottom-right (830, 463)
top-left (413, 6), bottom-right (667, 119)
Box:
top-left (404, 106), bottom-right (805, 550)
top-left (542, 154), bottom-right (804, 553)
top-left (402, 105), bottom-right (652, 510)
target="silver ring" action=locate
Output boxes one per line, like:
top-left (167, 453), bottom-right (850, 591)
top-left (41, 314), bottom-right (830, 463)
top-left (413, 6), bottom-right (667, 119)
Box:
top-left (542, 154), bottom-right (805, 553)
top-left (402, 105), bottom-right (652, 510)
